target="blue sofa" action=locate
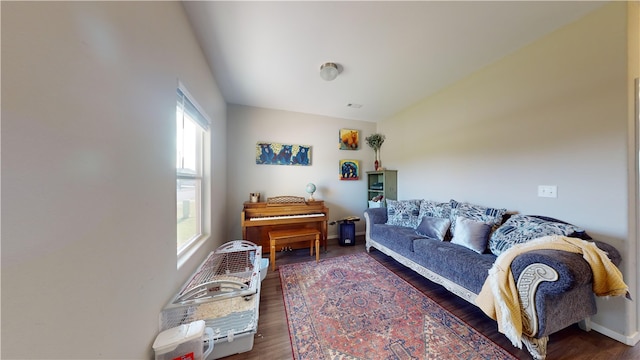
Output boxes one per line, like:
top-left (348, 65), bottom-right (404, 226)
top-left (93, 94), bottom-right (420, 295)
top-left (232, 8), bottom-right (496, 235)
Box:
top-left (364, 199), bottom-right (622, 360)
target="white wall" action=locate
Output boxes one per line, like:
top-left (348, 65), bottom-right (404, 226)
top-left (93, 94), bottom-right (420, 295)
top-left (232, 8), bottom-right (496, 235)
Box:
top-left (377, 2), bottom-right (638, 344)
top-left (226, 105), bottom-right (377, 239)
top-left (627, 0), bottom-right (640, 347)
top-left (1, 2), bottom-right (226, 359)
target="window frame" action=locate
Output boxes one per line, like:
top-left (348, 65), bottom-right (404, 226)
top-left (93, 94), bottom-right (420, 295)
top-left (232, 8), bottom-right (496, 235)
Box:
top-left (176, 82), bottom-right (211, 259)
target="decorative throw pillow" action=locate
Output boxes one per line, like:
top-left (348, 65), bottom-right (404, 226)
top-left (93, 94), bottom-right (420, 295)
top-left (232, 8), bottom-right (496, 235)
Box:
top-left (449, 200), bottom-right (507, 235)
top-left (415, 216), bottom-right (451, 241)
top-left (386, 199), bottom-right (421, 228)
top-left (418, 200), bottom-right (452, 220)
top-left (451, 217), bottom-right (492, 254)
top-left (529, 215), bottom-right (592, 240)
top-left (489, 214), bottom-right (585, 256)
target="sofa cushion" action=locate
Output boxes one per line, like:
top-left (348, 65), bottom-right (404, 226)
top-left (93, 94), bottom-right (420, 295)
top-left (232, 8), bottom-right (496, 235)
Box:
top-left (370, 224), bottom-right (426, 254)
top-left (418, 200), bottom-right (452, 220)
top-left (489, 214), bottom-right (585, 256)
top-left (386, 199), bottom-right (421, 228)
top-left (451, 217), bottom-right (492, 253)
top-left (415, 216), bottom-right (451, 241)
top-left (413, 238), bottom-right (496, 294)
top-left (449, 200), bottom-right (506, 235)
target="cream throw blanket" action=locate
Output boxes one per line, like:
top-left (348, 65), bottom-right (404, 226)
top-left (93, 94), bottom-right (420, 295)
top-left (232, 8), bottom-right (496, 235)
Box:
top-left (476, 235), bottom-right (629, 348)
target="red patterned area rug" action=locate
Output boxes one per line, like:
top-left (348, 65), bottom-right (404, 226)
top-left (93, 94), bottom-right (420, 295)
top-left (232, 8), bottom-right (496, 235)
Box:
top-left (279, 252), bottom-right (517, 360)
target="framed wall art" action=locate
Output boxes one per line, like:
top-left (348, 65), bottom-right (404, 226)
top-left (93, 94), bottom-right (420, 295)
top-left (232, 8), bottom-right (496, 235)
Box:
top-left (339, 128), bottom-right (359, 150)
top-left (339, 159), bottom-right (359, 180)
top-left (256, 142), bottom-right (311, 166)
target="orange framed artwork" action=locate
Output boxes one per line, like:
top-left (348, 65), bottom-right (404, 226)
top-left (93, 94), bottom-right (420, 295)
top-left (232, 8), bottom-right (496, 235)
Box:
top-left (339, 129), bottom-right (359, 150)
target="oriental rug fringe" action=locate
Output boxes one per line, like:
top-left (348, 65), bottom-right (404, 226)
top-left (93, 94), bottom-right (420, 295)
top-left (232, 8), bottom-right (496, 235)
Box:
top-left (279, 252), bottom-right (516, 360)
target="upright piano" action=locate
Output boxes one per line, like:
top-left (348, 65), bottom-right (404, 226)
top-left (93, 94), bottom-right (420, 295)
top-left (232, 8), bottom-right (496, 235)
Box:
top-left (241, 196), bottom-right (329, 252)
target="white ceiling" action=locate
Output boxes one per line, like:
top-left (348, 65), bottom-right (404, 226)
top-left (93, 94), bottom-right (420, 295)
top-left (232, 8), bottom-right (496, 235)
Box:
top-left (182, 1), bottom-right (607, 122)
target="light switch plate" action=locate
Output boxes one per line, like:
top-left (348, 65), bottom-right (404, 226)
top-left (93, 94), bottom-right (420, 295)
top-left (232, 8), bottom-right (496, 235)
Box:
top-left (538, 185), bottom-right (557, 198)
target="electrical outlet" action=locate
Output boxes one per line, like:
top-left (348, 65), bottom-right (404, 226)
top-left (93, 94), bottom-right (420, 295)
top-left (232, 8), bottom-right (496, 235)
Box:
top-left (538, 185), bottom-right (557, 198)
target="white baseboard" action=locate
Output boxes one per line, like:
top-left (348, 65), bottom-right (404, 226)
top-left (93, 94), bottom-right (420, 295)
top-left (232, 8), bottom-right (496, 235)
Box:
top-left (590, 322), bottom-right (640, 346)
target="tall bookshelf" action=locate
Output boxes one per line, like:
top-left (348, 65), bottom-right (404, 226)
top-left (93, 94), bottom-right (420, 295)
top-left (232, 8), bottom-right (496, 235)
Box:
top-left (366, 170), bottom-right (397, 207)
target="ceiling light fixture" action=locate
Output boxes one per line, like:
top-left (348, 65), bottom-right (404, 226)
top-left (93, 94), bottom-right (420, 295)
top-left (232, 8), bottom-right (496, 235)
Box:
top-left (320, 62), bottom-right (339, 81)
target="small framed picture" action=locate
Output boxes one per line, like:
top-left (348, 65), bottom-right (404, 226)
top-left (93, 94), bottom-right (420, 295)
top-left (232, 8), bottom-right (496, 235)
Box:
top-left (339, 159), bottom-right (360, 180)
top-left (339, 128), bottom-right (359, 150)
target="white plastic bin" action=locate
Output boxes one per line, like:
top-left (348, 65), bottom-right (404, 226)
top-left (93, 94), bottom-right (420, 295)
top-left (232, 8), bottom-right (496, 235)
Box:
top-left (260, 258), bottom-right (269, 281)
top-left (153, 320), bottom-right (214, 360)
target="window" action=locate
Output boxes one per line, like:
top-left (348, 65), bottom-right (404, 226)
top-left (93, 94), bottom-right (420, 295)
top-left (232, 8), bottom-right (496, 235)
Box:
top-left (176, 85), bottom-right (209, 255)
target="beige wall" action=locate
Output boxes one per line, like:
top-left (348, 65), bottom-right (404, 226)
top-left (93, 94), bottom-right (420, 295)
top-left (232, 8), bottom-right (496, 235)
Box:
top-left (378, 2), bottom-right (638, 343)
top-left (627, 0), bottom-right (640, 345)
top-left (226, 104), bottom-right (377, 239)
top-left (1, 2), bottom-right (226, 358)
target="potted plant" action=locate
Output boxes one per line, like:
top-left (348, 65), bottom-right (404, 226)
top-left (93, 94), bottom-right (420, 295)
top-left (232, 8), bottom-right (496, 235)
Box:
top-left (365, 133), bottom-right (385, 170)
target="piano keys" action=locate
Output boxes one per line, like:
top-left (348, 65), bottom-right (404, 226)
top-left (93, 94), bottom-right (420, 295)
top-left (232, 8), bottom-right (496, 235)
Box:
top-left (248, 213), bottom-right (325, 221)
top-left (242, 196), bottom-right (329, 252)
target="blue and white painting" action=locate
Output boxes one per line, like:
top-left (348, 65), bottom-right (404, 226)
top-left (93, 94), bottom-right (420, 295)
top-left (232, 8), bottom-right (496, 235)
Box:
top-left (256, 142), bottom-right (311, 166)
top-left (339, 159), bottom-right (359, 180)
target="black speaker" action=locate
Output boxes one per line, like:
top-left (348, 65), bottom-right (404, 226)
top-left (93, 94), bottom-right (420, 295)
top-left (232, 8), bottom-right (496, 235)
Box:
top-left (339, 222), bottom-right (356, 246)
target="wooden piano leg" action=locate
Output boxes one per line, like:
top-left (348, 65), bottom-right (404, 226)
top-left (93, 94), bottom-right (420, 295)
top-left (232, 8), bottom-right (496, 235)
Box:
top-left (315, 233), bottom-right (320, 262)
top-left (270, 240), bottom-right (276, 271)
top-left (322, 216), bottom-right (328, 252)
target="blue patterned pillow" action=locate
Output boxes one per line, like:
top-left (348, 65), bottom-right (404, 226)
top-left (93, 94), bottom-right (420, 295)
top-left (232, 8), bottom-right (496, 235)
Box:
top-left (489, 214), bottom-right (584, 256)
top-left (449, 200), bottom-right (506, 236)
top-left (418, 200), bottom-right (452, 220)
top-left (386, 199), bottom-right (421, 228)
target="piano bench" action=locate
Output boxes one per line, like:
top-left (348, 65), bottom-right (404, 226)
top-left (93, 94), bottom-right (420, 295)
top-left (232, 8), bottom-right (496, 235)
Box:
top-left (268, 228), bottom-right (321, 271)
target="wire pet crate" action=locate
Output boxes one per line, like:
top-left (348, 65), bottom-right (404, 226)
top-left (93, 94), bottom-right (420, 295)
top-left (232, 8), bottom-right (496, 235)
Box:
top-left (160, 240), bottom-right (263, 359)
top-left (178, 240), bottom-right (260, 303)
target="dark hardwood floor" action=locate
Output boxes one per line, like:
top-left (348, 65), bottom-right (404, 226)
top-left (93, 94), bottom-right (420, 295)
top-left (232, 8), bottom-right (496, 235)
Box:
top-left (224, 238), bottom-right (639, 360)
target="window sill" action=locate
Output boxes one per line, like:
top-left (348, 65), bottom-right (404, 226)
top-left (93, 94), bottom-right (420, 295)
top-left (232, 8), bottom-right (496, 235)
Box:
top-left (177, 234), bottom-right (210, 270)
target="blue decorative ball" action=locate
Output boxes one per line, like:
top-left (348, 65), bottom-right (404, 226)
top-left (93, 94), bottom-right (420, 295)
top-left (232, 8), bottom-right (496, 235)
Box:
top-left (305, 183), bottom-right (316, 194)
